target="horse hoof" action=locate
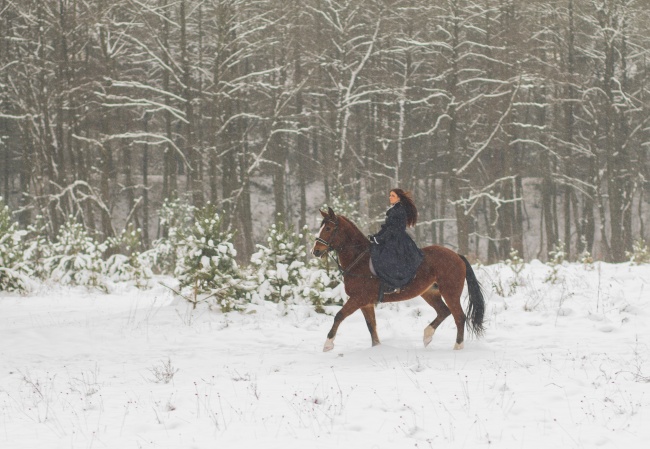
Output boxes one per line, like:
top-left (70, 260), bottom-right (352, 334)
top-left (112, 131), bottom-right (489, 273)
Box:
top-left (323, 338), bottom-right (335, 352)
top-left (453, 342), bottom-right (464, 350)
top-left (423, 326), bottom-right (435, 347)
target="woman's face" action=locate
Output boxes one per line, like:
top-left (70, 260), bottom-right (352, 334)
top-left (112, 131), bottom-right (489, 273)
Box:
top-left (389, 191), bottom-right (399, 205)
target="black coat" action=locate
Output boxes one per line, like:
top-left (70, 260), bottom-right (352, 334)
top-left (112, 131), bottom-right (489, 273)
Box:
top-left (369, 202), bottom-right (424, 288)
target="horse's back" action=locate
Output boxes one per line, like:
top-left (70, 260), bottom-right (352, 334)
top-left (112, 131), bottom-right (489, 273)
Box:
top-left (421, 244), bottom-right (464, 264)
top-left (418, 245), bottom-right (467, 289)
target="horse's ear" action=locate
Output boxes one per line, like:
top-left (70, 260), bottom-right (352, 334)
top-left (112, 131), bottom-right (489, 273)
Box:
top-left (319, 209), bottom-right (328, 218)
top-left (327, 207), bottom-right (336, 220)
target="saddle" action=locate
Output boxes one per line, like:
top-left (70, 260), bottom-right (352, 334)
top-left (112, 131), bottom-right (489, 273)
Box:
top-left (369, 257), bottom-right (416, 303)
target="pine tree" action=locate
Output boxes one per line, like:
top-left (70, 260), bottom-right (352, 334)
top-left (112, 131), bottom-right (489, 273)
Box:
top-left (144, 198), bottom-right (195, 274)
top-left (104, 225), bottom-right (153, 287)
top-left (250, 220), bottom-right (347, 311)
top-left (43, 217), bottom-right (107, 290)
top-left (250, 219), bottom-right (307, 304)
top-left (176, 203), bottom-right (250, 311)
top-left (0, 198), bottom-right (31, 292)
top-left (301, 258), bottom-right (347, 313)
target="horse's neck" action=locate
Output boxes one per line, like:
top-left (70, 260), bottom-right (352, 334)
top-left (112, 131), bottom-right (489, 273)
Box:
top-left (338, 243), bottom-right (364, 262)
top-left (337, 222), bottom-right (368, 265)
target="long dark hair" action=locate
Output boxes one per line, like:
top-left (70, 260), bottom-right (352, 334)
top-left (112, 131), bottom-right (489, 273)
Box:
top-left (391, 188), bottom-right (418, 228)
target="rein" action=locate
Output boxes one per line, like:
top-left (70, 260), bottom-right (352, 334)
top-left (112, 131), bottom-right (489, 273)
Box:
top-left (326, 246), bottom-right (374, 278)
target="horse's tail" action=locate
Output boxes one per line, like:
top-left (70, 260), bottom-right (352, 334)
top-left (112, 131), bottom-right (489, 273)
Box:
top-left (459, 254), bottom-right (485, 338)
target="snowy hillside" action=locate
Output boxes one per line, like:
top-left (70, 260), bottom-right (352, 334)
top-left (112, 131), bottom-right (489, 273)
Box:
top-left (1, 260), bottom-right (649, 449)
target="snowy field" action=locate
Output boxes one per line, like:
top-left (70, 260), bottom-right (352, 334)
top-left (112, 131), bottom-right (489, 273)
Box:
top-left (1, 261), bottom-right (649, 449)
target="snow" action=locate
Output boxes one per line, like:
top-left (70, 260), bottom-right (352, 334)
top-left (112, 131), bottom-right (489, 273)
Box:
top-left (1, 261), bottom-right (649, 449)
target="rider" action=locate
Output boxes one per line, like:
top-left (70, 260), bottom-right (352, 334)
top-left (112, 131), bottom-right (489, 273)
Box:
top-left (368, 189), bottom-right (424, 302)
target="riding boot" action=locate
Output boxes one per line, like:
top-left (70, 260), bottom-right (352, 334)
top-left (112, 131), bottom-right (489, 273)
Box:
top-left (378, 282), bottom-right (400, 303)
top-left (377, 283), bottom-right (385, 304)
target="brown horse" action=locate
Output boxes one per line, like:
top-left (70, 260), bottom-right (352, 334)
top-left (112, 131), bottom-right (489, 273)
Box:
top-left (311, 207), bottom-right (485, 352)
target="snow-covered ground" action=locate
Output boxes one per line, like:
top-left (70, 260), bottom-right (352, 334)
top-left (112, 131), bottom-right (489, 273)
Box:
top-left (1, 261), bottom-right (649, 449)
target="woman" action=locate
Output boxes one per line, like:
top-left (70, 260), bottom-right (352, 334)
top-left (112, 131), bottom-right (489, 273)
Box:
top-left (368, 189), bottom-right (424, 300)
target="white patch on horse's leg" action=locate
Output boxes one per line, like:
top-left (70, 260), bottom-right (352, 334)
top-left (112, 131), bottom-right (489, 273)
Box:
top-left (423, 325), bottom-right (435, 347)
top-left (453, 341), bottom-right (464, 350)
top-left (323, 338), bottom-right (335, 352)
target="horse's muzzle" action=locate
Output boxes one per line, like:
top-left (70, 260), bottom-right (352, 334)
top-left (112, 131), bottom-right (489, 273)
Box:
top-left (312, 248), bottom-right (325, 258)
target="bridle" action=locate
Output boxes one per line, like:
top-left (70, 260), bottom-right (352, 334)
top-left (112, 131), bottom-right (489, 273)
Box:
top-left (315, 218), bottom-right (342, 253)
top-left (314, 218), bottom-right (375, 279)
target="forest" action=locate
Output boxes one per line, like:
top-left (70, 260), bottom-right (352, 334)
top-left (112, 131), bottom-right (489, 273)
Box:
top-left (1, 0), bottom-right (649, 264)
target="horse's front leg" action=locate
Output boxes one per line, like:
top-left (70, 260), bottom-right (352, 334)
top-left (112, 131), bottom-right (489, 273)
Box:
top-left (323, 299), bottom-right (362, 352)
top-left (360, 304), bottom-right (380, 347)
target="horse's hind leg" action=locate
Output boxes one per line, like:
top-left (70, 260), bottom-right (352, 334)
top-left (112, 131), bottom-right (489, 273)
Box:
top-left (421, 286), bottom-right (451, 347)
top-left (360, 304), bottom-right (380, 347)
top-left (323, 299), bottom-right (362, 352)
top-left (444, 289), bottom-right (467, 350)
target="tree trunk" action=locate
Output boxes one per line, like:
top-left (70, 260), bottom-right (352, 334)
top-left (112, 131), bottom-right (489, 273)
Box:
top-left (142, 113), bottom-right (150, 247)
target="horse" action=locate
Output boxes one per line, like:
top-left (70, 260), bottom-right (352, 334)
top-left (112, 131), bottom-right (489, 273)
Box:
top-left (311, 207), bottom-right (485, 352)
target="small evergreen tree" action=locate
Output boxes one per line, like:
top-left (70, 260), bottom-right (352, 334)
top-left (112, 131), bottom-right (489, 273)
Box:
top-left (300, 259), bottom-right (347, 313)
top-left (176, 203), bottom-right (250, 311)
top-left (626, 239), bottom-right (650, 264)
top-left (144, 198), bottom-right (195, 274)
top-left (545, 241), bottom-right (567, 284)
top-left (21, 216), bottom-right (54, 281)
top-left (104, 225), bottom-right (153, 287)
top-left (250, 220), bottom-right (307, 304)
top-left (0, 198), bottom-right (31, 292)
top-left (43, 217), bottom-right (107, 290)
top-left (250, 220), bottom-right (346, 311)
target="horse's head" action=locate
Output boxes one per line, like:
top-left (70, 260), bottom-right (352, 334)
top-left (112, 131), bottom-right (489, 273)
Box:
top-left (311, 207), bottom-right (340, 257)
